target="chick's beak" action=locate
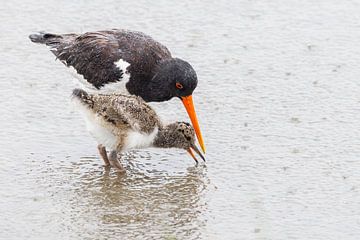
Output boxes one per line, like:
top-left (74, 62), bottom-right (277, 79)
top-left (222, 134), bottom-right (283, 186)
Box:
top-left (187, 148), bottom-right (198, 164)
top-left (191, 144), bottom-right (206, 162)
top-left (187, 144), bottom-right (206, 164)
top-left (181, 95), bottom-right (206, 154)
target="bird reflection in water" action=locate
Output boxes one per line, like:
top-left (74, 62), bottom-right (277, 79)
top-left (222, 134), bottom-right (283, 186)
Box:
top-left (70, 151), bottom-right (208, 239)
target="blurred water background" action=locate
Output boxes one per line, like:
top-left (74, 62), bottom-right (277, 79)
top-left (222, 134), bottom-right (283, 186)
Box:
top-left (1, 0), bottom-right (360, 239)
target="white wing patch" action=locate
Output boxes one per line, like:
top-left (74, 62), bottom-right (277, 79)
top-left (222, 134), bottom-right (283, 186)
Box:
top-left (115, 59), bottom-right (130, 75)
top-left (66, 59), bottom-right (132, 94)
top-left (95, 58), bottom-right (131, 94)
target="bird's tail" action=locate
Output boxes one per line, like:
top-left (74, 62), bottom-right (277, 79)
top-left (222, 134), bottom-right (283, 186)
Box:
top-left (29, 31), bottom-right (63, 45)
top-left (29, 31), bottom-right (77, 50)
top-left (72, 88), bottom-right (94, 108)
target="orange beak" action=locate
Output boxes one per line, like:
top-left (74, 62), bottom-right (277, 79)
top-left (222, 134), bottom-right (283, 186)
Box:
top-left (181, 95), bottom-right (206, 154)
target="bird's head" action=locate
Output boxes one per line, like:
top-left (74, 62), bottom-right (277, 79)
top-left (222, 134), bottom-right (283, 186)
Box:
top-left (147, 58), bottom-right (197, 101)
top-left (156, 122), bottom-right (205, 164)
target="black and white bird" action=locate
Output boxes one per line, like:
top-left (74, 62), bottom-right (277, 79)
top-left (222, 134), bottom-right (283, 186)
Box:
top-left (29, 29), bottom-right (205, 153)
top-left (72, 89), bottom-right (205, 172)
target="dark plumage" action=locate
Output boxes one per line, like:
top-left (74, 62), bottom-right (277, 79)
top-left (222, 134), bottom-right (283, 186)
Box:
top-left (29, 30), bottom-right (196, 100)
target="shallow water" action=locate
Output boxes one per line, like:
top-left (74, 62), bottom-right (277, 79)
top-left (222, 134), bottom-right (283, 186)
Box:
top-left (1, 0), bottom-right (360, 239)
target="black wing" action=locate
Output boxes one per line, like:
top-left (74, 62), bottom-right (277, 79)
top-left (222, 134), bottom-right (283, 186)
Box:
top-left (54, 31), bottom-right (123, 89)
top-left (30, 30), bottom-right (172, 89)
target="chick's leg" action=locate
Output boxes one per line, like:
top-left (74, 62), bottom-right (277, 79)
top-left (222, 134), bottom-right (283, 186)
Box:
top-left (109, 150), bottom-right (125, 173)
top-left (97, 144), bottom-right (110, 167)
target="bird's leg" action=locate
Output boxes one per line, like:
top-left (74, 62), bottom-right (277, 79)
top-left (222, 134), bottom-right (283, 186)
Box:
top-left (108, 150), bottom-right (126, 173)
top-left (97, 144), bottom-right (110, 167)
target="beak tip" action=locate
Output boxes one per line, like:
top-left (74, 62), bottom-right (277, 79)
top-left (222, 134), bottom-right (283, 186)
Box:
top-left (201, 146), bottom-right (206, 154)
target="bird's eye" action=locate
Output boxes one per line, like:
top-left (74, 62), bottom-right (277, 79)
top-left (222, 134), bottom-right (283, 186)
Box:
top-left (176, 82), bottom-right (183, 89)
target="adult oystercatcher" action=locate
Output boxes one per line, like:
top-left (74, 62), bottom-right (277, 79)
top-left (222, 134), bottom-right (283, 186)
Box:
top-left (29, 29), bottom-right (205, 153)
top-left (72, 89), bottom-right (205, 172)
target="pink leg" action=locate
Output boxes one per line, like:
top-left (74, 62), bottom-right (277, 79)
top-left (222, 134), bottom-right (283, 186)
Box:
top-left (108, 150), bottom-right (126, 173)
top-left (97, 144), bottom-right (110, 167)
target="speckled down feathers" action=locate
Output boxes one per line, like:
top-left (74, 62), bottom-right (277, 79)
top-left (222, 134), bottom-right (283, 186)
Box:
top-left (73, 89), bottom-right (162, 134)
top-left (72, 89), bottom-right (197, 152)
top-left (153, 122), bottom-right (195, 150)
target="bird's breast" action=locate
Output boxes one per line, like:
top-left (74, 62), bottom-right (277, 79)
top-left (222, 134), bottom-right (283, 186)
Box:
top-left (123, 127), bottom-right (159, 150)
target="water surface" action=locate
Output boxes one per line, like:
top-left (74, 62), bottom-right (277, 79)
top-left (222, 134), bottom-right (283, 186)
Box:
top-left (1, 0), bottom-right (360, 239)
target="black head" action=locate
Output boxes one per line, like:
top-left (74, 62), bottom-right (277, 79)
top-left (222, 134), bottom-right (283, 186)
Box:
top-left (145, 58), bottom-right (198, 102)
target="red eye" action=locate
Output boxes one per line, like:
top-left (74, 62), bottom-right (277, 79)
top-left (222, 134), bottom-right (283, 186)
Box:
top-left (176, 82), bottom-right (183, 89)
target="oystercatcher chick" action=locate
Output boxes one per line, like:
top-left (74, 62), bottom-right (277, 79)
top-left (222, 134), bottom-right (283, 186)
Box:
top-left (72, 89), bottom-right (205, 173)
top-left (29, 29), bottom-right (206, 153)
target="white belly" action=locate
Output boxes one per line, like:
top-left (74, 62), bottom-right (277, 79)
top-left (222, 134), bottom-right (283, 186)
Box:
top-left (85, 114), bottom-right (118, 150)
top-left (123, 127), bottom-right (158, 151)
top-left (73, 98), bottom-right (118, 150)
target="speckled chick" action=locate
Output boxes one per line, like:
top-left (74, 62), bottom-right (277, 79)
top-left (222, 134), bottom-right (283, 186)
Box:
top-left (72, 89), bottom-right (204, 172)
